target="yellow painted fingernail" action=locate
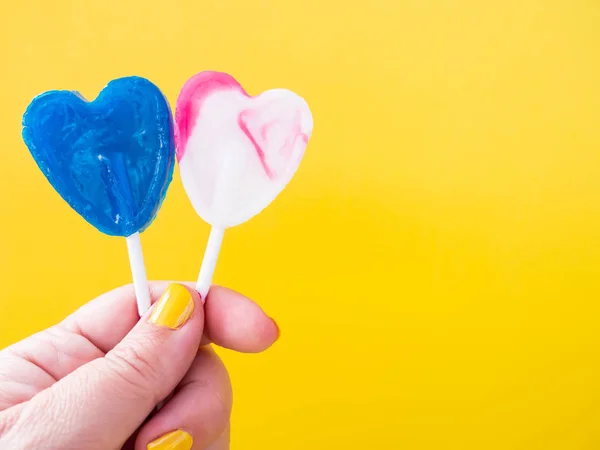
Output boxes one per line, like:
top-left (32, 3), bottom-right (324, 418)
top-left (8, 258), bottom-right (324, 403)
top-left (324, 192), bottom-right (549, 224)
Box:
top-left (147, 429), bottom-right (193, 450)
top-left (148, 284), bottom-right (195, 329)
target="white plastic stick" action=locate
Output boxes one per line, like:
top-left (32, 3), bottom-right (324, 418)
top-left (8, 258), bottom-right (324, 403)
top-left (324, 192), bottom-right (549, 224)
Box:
top-left (126, 232), bottom-right (151, 316)
top-left (196, 226), bottom-right (225, 301)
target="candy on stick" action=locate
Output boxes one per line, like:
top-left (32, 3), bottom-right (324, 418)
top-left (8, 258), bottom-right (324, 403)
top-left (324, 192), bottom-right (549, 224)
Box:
top-left (175, 71), bottom-right (313, 299)
top-left (22, 77), bottom-right (175, 315)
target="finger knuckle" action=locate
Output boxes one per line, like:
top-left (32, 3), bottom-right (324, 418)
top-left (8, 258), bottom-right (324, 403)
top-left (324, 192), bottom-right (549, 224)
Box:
top-left (104, 340), bottom-right (160, 401)
top-left (196, 350), bottom-right (233, 421)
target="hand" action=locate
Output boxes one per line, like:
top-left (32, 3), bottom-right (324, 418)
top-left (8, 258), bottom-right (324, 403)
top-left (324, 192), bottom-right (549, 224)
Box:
top-left (0, 282), bottom-right (279, 449)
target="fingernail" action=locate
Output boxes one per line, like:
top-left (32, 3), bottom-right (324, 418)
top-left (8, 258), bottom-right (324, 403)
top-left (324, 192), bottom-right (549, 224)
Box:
top-left (148, 284), bottom-right (195, 329)
top-left (272, 318), bottom-right (281, 341)
top-left (147, 429), bottom-right (193, 450)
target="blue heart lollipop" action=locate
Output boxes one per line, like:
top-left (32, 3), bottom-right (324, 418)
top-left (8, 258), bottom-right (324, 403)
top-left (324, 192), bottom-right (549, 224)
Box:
top-left (22, 76), bottom-right (175, 237)
top-left (22, 76), bottom-right (174, 315)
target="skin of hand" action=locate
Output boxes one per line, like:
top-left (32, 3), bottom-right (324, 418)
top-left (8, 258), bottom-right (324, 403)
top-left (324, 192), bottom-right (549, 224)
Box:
top-left (0, 282), bottom-right (279, 450)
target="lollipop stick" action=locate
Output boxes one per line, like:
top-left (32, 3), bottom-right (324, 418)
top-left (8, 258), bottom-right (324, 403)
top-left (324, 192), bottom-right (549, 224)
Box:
top-left (126, 232), bottom-right (151, 316)
top-left (196, 226), bottom-right (225, 301)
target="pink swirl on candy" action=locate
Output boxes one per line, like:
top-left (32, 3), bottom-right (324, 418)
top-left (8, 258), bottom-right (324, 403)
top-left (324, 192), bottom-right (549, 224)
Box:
top-left (237, 107), bottom-right (309, 180)
top-left (174, 71), bottom-right (313, 228)
top-left (237, 110), bottom-right (274, 179)
top-left (175, 72), bottom-right (243, 161)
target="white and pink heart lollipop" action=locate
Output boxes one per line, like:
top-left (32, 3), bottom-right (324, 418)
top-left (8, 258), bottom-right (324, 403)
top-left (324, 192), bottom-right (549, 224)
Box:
top-left (175, 71), bottom-right (313, 299)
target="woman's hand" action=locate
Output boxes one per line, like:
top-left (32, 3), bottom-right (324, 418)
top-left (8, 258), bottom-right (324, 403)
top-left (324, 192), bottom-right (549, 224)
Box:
top-left (0, 282), bottom-right (279, 449)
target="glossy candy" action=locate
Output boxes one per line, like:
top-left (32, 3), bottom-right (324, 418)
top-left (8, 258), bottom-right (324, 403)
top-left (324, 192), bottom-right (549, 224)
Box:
top-left (175, 71), bottom-right (313, 228)
top-left (22, 77), bottom-right (175, 237)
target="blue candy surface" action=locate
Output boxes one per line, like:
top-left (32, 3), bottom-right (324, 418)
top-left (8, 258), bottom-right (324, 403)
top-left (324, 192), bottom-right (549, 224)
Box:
top-left (22, 76), bottom-right (174, 237)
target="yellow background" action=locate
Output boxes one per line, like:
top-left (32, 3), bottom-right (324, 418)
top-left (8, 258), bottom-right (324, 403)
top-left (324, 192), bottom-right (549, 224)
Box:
top-left (1, 0), bottom-right (600, 448)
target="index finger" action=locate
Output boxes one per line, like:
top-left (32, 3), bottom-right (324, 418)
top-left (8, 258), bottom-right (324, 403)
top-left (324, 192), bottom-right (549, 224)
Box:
top-left (61, 282), bottom-right (279, 354)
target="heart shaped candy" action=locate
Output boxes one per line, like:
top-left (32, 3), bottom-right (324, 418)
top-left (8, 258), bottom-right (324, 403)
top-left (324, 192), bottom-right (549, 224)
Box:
top-left (22, 77), bottom-right (175, 237)
top-left (175, 71), bottom-right (313, 228)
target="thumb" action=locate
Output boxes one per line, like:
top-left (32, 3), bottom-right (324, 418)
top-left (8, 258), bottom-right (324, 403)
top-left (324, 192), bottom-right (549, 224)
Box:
top-left (12, 283), bottom-right (203, 449)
